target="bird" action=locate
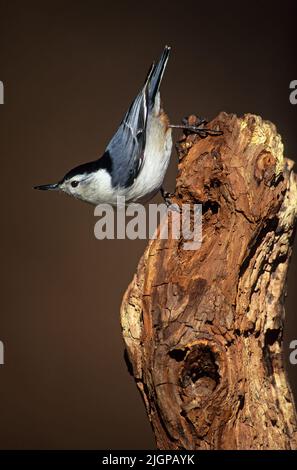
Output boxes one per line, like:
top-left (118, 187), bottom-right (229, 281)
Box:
top-left (34, 46), bottom-right (221, 206)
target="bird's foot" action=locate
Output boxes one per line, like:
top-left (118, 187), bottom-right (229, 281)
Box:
top-left (169, 116), bottom-right (223, 138)
top-left (160, 187), bottom-right (180, 212)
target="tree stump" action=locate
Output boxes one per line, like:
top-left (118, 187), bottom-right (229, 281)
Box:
top-left (120, 112), bottom-right (297, 450)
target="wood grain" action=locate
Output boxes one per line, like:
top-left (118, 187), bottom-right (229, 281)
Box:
top-left (120, 112), bottom-right (297, 449)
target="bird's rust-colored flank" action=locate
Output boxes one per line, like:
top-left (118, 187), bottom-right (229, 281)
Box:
top-left (120, 112), bottom-right (297, 450)
top-left (159, 108), bottom-right (170, 128)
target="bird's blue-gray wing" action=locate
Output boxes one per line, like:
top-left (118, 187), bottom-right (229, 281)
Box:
top-left (105, 46), bottom-right (171, 189)
top-left (105, 79), bottom-right (150, 188)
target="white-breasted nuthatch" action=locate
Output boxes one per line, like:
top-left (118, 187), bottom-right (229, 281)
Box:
top-left (34, 46), bottom-right (221, 205)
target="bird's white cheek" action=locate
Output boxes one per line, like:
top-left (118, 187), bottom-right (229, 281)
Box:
top-left (60, 185), bottom-right (67, 194)
top-left (61, 185), bottom-right (76, 198)
top-left (61, 186), bottom-right (71, 195)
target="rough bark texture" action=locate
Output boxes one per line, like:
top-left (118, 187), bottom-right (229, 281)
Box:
top-left (120, 112), bottom-right (297, 450)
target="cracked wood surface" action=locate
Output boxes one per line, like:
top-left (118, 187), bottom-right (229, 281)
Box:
top-left (120, 112), bottom-right (297, 449)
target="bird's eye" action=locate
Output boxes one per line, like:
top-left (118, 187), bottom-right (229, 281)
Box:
top-left (71, 180), bottom-right (79, 188)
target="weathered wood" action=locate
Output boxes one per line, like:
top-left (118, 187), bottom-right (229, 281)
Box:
top-left (120, 112), bottom-right (297, 449)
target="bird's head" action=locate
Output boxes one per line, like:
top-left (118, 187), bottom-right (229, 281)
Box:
top-left (34, 160), bottom-right (104, 204)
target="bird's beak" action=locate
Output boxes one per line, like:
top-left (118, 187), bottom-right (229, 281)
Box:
top-left (34, 183), bottom-right (59, 191)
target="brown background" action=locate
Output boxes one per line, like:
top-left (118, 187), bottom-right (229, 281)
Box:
top-left (0, 0), bottom-right (296, 449)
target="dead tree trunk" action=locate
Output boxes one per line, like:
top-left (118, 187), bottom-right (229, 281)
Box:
top-left (120, 112), bottom-right (297, 450)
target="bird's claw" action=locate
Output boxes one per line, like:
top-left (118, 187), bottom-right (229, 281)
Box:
top-left (169, 120), bottom-right (223, 138)
top-left (160, 188), bottom-right (180, 212)
top-left (184, 126), bottom-right (223, 138)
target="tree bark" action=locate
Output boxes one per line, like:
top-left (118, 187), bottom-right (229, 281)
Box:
top-left (120, 112), bottom-right (297, 450)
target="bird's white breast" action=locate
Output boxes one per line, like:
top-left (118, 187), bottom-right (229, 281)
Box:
top-left (124, 110), bottom-right (172, 203)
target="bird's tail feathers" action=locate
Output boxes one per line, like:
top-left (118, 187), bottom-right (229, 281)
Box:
top-left (118, 46), bottom-right (171, 133)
